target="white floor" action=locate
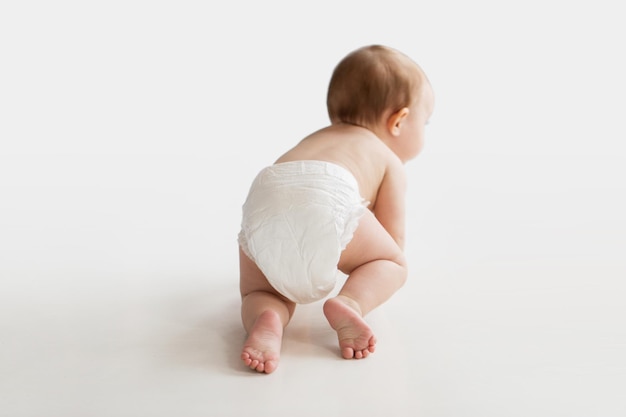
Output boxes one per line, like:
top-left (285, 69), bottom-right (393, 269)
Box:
top-left (2, 259), bottom-right (624, 417)
top-left (1, 153), bottom-right (624, 417)
top-left (2, 2), bottom-right (626, 416)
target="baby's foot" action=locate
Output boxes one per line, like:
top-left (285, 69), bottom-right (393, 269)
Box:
top-left (323, 296), bottom-right (377, 359)
top-left (241, 310), bottom-right (283, 374)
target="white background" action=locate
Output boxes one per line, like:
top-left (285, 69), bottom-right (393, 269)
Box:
top-left (1, 1), bottom-right (625, 416)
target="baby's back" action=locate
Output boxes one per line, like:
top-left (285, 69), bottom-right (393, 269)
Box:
top-left (275, 124), bottom-right (402, 208)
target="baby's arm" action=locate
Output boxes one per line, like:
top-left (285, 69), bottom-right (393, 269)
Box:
top-left (372, 163), bottom-right (407, 250)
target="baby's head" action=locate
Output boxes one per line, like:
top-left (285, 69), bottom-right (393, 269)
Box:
top-left (327, 45), bottom-right (430, 129)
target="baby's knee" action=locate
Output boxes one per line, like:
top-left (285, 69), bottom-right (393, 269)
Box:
top-left (370, 251), bottom-right (408, 287)
top-left (393, 252), bottom-right (409, 286)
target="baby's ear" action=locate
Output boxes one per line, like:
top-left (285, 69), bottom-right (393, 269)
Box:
top-left (387, 107), bottom-right (410, 137)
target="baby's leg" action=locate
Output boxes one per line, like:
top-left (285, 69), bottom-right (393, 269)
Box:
top-left (239, 248), bottom-right (295, 374)
top-left (324, 211), bottom-right (407, 359)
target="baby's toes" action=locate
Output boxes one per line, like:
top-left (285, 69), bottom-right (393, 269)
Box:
top-left (342, 347), bottom-right (355, 359)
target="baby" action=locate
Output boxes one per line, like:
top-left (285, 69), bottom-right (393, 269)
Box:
top-left (238, 45), bottom-right (434, 373)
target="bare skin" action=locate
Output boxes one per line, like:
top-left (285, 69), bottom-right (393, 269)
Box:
top-left (241, 310), bottom-right (283, 373)
top-left (239, 78), bottom-right (435, 373)
top-left (239, 208), bottom-right (408, 372)
top-left (239, 247), bottom-right (295, 374)
top-left (323, 296), bottom-right (376, 359)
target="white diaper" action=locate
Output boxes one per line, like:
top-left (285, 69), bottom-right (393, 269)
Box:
top-left (238, 160), bottom-right (368, 304)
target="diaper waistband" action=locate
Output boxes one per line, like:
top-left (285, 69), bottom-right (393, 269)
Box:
top-left (262, 160), bottom-right (358, 187)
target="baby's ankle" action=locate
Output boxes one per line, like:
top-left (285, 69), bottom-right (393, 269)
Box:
top-left (334, 295), bottom-right (363, 316)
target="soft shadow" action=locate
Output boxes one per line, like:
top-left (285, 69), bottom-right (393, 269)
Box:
top-left (156, 280), bottom-right (348, 375)
top-left (156, 280), bottom-right (252, 375)
top-left (284, 302), bottom-right (340, 358)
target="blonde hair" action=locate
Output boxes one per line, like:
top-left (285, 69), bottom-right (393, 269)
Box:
top-left (327, 45), bottom-right (423, 127)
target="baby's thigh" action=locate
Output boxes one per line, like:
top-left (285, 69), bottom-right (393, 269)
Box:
top-left (337, 210), bottom-right (405, 275)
